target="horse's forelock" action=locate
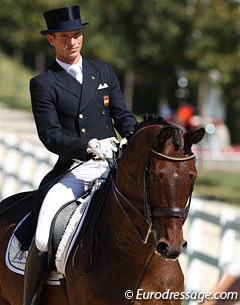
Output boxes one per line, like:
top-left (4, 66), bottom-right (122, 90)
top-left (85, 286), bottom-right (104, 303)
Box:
top-left (171, 128), bottom-right (182, 150)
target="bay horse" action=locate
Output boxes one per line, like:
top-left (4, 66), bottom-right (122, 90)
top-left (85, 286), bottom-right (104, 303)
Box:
top-left (0, 115), bottom-right (205, 305)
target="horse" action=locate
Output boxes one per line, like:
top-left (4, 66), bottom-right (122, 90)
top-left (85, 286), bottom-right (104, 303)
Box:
top-left (0, 114), bottom-right (205, 305)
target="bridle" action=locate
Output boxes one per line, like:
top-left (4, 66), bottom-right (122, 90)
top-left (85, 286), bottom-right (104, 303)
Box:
top-left (112, 144), bottom-right (195, 244)
top-left (151, 149), bottom-right (195, 161)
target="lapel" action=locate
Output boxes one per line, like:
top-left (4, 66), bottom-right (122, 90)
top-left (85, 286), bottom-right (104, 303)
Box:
top-left (50, 60), bottom-right (99, 112)
top-left (80, 59), bottom-right (99, 112)
top-left (51, 61), bottom-right (82, 98)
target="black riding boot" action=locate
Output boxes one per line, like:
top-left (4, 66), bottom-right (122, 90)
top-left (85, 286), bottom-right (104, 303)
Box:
top-left (23, 241), bottom-right (48, 305)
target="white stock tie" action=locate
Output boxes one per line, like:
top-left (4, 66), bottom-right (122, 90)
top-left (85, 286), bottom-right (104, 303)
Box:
top-left (69, 66), bottom-right (82, 84)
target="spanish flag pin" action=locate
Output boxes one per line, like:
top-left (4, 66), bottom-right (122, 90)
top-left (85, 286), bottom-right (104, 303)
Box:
top-left (103, 95), bottom-right (109, 106)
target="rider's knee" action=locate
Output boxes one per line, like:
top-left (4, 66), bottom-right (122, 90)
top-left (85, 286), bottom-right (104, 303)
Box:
top-left (35, 237), bottom-right (48, 253)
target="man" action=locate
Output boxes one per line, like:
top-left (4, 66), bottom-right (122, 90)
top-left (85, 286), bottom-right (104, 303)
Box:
top-left (21, 5), bottom-right (137, 305)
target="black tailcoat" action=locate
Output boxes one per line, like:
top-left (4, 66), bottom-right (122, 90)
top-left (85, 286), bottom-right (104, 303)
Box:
top-left (12, 58), bottom-right (136, 250)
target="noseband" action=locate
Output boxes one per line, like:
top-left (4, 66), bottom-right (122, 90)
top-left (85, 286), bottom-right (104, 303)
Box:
top-left (112, 146), bottom-right (195, 244)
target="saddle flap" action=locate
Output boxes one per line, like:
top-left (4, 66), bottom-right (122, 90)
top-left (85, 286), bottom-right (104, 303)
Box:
top-left (52, 178), bottom-right (106, 275)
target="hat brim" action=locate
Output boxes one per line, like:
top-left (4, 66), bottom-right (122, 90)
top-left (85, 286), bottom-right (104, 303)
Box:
top-left (40, 22), bottom-right (90, 35)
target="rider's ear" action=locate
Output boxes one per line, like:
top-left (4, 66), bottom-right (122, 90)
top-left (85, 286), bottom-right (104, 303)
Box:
top-left (47, 34), bottom-right (55, 46)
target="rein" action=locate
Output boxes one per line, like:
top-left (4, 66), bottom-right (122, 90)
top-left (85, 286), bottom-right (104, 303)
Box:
top-left (111, 175), bottom-right (153, 244)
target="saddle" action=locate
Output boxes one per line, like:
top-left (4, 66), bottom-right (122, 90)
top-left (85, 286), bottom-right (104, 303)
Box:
top-left (49, 178), bottom-right (105, 274)
top-left (6, 177), bottom-right (110, 279)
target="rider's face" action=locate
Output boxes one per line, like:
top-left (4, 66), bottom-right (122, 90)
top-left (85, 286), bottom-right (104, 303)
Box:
top-left (47, 30), bottom-right (83, 64)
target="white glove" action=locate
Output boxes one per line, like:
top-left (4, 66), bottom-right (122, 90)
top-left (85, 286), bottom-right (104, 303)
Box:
top-left (87, 137), bottom-right (119, 160)
top-left (120, 137), bottom-right (128, 148)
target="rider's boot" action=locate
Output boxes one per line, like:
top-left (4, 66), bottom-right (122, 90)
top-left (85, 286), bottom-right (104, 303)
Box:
top-left (23, 241), bottom-right (48, 305)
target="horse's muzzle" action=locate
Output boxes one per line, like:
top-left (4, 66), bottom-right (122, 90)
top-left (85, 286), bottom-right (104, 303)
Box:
top-left (155, 238), bottom-right (187, 260)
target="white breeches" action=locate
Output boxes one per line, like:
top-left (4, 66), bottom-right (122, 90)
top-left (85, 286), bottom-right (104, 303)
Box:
top-left (35, 159), bottom-right (109, 252)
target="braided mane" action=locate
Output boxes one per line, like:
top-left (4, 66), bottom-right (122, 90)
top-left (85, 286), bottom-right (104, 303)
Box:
top-left (131, 113), bottom-right (182, 150)
top-left (133, 113), bottom-right (169, 133)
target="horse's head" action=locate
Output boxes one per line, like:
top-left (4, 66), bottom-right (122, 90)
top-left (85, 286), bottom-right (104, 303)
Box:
top-left (115, 115), bottom-right (205, 260)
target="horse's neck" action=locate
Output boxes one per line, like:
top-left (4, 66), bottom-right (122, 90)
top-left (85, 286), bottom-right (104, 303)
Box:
top-left (100, 191), bottom-right (153, 264)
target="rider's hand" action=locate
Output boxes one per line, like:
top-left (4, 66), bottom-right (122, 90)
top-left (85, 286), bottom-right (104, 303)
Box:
top-left (87, 137), bottom-right (119, 160)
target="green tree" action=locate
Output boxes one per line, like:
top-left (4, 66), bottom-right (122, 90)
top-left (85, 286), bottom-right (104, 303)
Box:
top-left (0, 0), bottom-right (70, 70)
top-left (83, 0), bottom-right (191, 112)
top-left (184, 0), bottom-right (240, 142)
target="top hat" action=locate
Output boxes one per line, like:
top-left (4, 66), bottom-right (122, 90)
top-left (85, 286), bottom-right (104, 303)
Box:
top-left (40, 5), bottom-right (89, 35)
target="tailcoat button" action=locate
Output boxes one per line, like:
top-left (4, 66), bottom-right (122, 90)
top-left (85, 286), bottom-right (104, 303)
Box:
top-left (102, 111), bottom-right (106, 116)
top-left (81, 128), bottom-right (86, 133)
top-left (79, 114), bottom-right (84, 119)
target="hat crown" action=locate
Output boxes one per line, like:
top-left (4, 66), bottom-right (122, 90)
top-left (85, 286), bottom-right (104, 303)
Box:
top-left (40, 5), bottom-right (89, 35)
top-left (44, 5), bottom-right (81, 26)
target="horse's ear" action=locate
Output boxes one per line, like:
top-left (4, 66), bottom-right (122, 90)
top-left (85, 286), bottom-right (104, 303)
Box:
top-left (184, 127), bottom-right (205, 152)
top-left (153, 127), bottom-right (173, 150)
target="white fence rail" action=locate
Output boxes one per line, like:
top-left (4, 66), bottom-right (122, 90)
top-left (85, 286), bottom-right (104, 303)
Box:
top-left (184, 199), bottom-right (240, 305)
top-left (0, 136), bottom-right (56, 200)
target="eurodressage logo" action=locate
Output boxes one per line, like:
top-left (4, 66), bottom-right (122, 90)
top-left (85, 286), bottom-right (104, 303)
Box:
top-left (124, 289), bottom-right (239, 303)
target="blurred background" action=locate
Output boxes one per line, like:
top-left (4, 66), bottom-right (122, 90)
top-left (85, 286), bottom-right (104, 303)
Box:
top-left (0, 0), bottom-right (239, 142)
top-left (0, 0), bottom-right (240, 303)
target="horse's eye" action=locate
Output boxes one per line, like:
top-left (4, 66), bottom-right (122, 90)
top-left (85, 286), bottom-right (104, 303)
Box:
top-left (149, 172), bottom-right (158, 181)
top-left (189, 171), bottom-right (197, 181)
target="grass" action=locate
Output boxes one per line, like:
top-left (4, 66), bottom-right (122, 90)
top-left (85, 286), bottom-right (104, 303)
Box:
top-left (0, 49), bottom-right (34, 111)
top-left (194, 171), bottom-right (240, 204)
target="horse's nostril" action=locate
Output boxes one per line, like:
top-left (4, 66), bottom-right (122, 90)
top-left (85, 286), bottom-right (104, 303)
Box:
top-left (156, 240), bottom-right (187, 259)
top-left (156, 241), bottom-right (169, 255)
